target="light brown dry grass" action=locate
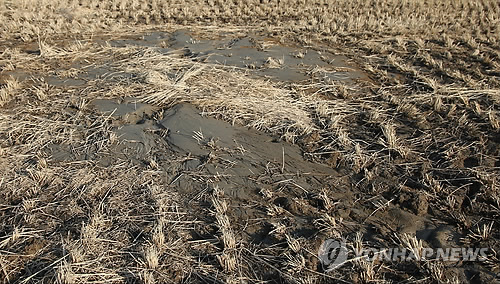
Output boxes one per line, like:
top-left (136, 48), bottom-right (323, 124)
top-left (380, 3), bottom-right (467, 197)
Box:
top-left (0, 0), bottom-right (499, 283)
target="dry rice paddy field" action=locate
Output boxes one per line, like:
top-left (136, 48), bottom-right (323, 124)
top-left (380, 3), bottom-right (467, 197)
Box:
top-left (1, 0), bottom-right (500, 283)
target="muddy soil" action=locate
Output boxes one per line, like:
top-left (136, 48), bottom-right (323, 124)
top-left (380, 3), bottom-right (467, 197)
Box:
top-left (6, 29), bottom-right (363, 84)
top-left (164, 30), bottom-right (366, 83)
top-left (88, 96), bottom-right (496, 282)
top-left (1, 28), bottom-right (498, 283)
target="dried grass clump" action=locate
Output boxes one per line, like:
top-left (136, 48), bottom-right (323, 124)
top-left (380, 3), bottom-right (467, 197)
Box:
top-left (0, 77), bottom-right (21, 107)
top-left (211, 187), bottom-right (237, 273)
top-left (0, 65), bottom-right (198, 282)
top-left (113, 48), bottom-right (315, 140)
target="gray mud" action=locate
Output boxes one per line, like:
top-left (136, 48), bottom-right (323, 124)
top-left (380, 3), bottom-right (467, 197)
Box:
top-left (4, 29), bottom-right (366, 88)
top-left (91, 98), bottom-right (336, 180)
top-left (93, 29), bottom-right (367, 83)
top-left (160, 103), bottom-right (336, 177)
top-left (91, 97), bottom-right (161, 155)
top-left (88, 99), bottom-right (444, 247)
top-left (166, 30), bottom-right (366, 82)
top-left (107, 31), bottom-right (170, 48)
top-left (1, 65), bottom-right (118, 86)
top-left (87, 98), bottom-right (347, 239)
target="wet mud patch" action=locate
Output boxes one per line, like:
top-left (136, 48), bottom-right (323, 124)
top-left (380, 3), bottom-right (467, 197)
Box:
top-left (166, 30), bottom-right (367, 83)
top-left (158, 103), bottom-right (334, 175)
top-left (90, 98), bottom-right (340, 191)
top-left (88, 98), bottom-right (348, 245)
top-left (105, 31), bottom-right (171, 48)
top-left (83, 97), bottom-right (497, 282)
top-left (89, 29), bottom-right (367, 83)
top-left (1, 65), bottom-right (118, 89)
